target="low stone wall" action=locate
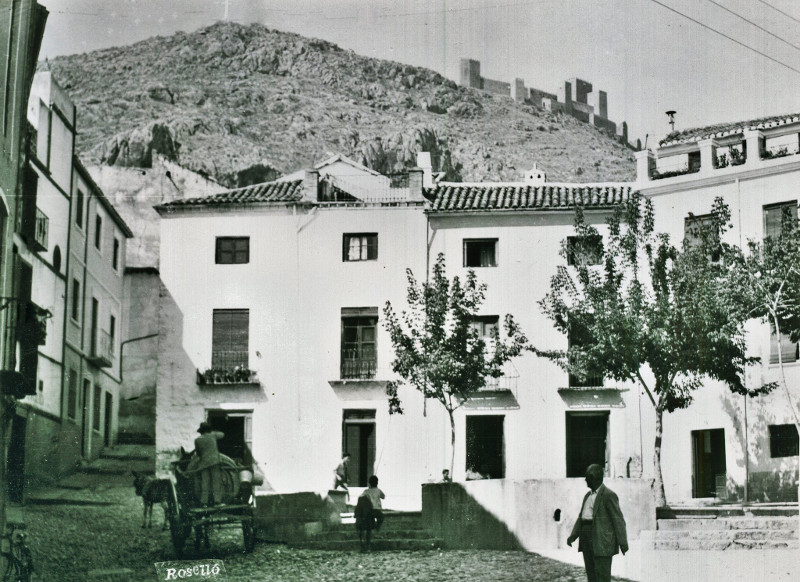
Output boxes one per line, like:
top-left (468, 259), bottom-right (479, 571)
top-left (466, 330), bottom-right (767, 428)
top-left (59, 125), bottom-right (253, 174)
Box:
top-left (254, 491), bottom-right (342, 543)
top-left (422, 478), bottom-right (655, 551)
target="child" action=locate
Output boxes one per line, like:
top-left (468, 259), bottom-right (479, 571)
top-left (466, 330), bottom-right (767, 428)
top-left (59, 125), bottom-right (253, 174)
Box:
top-left (362, 475), bottom-right (385, 531)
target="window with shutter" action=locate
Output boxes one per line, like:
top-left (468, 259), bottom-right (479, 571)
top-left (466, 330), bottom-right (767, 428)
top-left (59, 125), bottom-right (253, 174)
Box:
top-left (215, 237), bottom-right (250, 264)
top-left (212, 309), bottom-right (249, 369)
top-left (763, 201), bottom-right (798, 240)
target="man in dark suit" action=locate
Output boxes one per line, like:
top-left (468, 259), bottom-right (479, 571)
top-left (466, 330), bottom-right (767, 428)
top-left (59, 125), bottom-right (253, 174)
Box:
top-left (567, 464), bottom-right (628, 582)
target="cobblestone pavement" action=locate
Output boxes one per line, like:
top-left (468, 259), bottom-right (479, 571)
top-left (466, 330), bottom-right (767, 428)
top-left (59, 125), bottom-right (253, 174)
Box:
top-left (22, 477), bottom-right (633, 582)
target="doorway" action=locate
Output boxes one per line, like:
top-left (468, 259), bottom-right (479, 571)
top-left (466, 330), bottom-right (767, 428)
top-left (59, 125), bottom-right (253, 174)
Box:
top-left (342, 409), bottom-right (376, 487)
top-left (466, 415), bottom-right (505, 479)
top-left (104, 392), bottom-right (113, 447)
top-left (692, 428), bottom-right (726, 498)
top-left (566, 411), bottom-right (609, 477)
top-left (206, 410), bottom-right (253, 465)
top-left (7, 415), bottom-right (26, 503)
top-left (81, 378), bottom-right (91, 457)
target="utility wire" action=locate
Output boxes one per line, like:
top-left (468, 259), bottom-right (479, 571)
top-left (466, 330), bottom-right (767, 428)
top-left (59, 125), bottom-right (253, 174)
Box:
top-left (706, 0), bottom-right (800, 52)
top-left (645, 0), bottom-right (800, 76)
top-left (755, 0), bottom-right (800, 28)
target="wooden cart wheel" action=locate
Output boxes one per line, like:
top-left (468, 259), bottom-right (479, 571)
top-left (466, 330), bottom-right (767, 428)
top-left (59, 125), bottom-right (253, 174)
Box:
top-left (242, 517), bottom-right (256, 553)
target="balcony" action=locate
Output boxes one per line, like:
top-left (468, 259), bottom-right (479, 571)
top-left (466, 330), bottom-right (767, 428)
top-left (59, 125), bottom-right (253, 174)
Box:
top-left (31, 208), bottom-right (48, 252)
top-left (0, 298), bottom-right (51, 397)
top-left (198, 350), bottom-right (258, 386)
top-left (88, 330), bottom-right (114, 367)
top-left (340, 355), bottom-right (376, 380)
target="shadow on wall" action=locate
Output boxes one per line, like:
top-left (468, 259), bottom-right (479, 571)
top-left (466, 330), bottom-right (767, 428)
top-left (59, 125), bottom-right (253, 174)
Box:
top-left (423, 482), bottom-right (523, 550)
top-left (423, 478), bottom-right (656, 551)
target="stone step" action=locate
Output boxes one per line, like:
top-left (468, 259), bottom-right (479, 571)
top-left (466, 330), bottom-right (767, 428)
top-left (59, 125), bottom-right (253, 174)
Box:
top-left (645, 529), bottom-right (798, 542)
top-left (663, 505), bottom-right (798, 519)
top-left (645, 538), bottom-right (799, 551)
top-left (658, 517), bottom-right (798, 531)
top-left (289, 538), bottom-right (443, 551)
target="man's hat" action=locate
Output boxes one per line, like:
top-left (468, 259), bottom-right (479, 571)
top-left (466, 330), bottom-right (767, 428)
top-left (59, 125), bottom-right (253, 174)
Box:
top-left (198, 421), bottom-right (211, 433)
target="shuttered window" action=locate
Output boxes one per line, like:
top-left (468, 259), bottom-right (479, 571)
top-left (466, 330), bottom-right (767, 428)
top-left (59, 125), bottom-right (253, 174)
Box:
top-left (212, 309), bottom-right (249, 369)
top-left (216, 237), bottom-right (250, 264)
top-left (763, 201), bottom-right (798, 239)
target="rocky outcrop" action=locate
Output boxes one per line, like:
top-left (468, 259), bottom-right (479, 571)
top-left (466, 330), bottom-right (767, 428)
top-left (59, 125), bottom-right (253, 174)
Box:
top-left (46, 21), bottom-right (636, 183)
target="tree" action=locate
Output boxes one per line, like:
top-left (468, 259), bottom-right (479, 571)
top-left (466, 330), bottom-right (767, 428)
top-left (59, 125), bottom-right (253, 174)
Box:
top-left (382, 253), bottom-right (531, 475)
top-left (538, 193), bottom-right (773, 507)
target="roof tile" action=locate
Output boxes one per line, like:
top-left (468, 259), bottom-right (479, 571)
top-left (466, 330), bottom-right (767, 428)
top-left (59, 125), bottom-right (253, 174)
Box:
top-left (426, 183), bottom-right (634, 212)
top-left (158, 179), bottom-right (304, 209)
top-left (660, 112), bottom-right (800, 147)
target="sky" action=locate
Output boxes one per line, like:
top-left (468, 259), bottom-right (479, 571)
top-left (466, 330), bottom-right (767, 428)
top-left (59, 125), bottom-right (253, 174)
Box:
top-left (37, 0), bottom-right (800, 149)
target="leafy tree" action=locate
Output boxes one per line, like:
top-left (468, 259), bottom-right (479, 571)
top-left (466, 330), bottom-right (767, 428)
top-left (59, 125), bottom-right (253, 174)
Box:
top-left (382, 253), bottom-right (531, 475)
top-left (538, 194), bottom-right (773, 506)
top-left (726, 206), bottom-right (800, 430)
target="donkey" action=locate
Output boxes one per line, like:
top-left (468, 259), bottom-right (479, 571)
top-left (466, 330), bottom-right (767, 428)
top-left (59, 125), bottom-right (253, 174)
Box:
top-left (132, 471), bottom-right (170, 529)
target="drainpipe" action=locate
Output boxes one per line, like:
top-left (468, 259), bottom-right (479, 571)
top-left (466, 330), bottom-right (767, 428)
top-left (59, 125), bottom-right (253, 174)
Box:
top-left (119, 333), bottom-right (159, 384)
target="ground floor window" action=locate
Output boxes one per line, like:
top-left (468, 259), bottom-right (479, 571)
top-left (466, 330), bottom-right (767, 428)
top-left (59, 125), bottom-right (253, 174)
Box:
top-left (691, 428), bottom-right (726, 498)
top-left (565, 411), bottom-right (608, 478)
top-left (205, 409), bottom-right (254, 465)
top-left (466, 415), bottom-right (505, 479)
top-left (342, 409), bottom-right (376, 487)
top-left (769, 424), bottom-right (799, 458)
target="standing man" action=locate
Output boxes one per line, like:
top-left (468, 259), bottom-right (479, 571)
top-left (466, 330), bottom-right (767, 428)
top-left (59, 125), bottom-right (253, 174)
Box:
top-left (333, 453), bottom-right (351, 497)
top-left (567, 464), bottom-right (628, 582)
top-left (193, 422), bottom-right (225, 506)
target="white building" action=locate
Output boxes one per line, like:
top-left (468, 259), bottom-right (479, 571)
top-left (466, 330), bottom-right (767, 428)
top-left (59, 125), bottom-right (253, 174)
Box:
top-left (154, 155), bottom-right (645, 510)
top-left (636, 114), bottom-right (800, 503)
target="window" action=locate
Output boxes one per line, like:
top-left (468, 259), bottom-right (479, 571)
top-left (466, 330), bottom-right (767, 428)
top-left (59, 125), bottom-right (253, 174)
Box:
top-left (470, 315), bottom-right (499, 338)
top-left (763, 201), bottom-right (798, 240)
top-left (215, 237), bottom-right (250, 264)
top-left (71, 278), bottom-right (80, 320)
top-left (770, 325), bottom-right (799, 365)
top-left (566, 235), bottom-right (603, 266)
top-left (464, 239), bottom-right (497, 267)
top-left (568, 323), bottom-right (603, 387)
top-left (684, 214), bottom-right (721, 262)
top-left (75, 189), bottom-right (84, 227)
top-left (769, 424), bottom-right (799, 458)
top-left (94, 214), bottom-right (102, 250)
top-left (466, 415), bottom-right (505, 479)
top-left (109, 315), bottom-right (116, 357)
top-left (341, 307), bottom-right (378, 379)
top-left (53, 245), bottom-right (61, 273)
top-left (342, 233), bottom-right (378, 262)
top-left (92, 384), bottom-right (101, 431)
top-left (342, 409), bottom-right (376, 487)
top-left (67, 369), bottom-right (78, 419)
top-left (566, 412), bottom-right (608, 478)
top-left (212, 309), bottom-right (249, 369)
top-left (112, 238), bottom-right (120, 270)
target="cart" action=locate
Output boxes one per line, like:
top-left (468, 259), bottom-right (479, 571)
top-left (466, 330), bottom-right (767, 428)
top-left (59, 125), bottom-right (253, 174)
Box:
top-left (166, 453), bottom-right (257, 557)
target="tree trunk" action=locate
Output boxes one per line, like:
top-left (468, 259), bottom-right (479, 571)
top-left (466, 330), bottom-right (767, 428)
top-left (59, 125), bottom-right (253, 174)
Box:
top-left (448, 410), bottom-right (456, 477)
top-left (653, 405), bottom-right (667, 507)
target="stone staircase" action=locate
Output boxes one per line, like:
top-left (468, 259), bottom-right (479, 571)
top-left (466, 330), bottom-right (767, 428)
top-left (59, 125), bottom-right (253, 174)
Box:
top-left (642, 505), bottom-right (799, 551)
top-left (288, 510), bottom-right (444, 551)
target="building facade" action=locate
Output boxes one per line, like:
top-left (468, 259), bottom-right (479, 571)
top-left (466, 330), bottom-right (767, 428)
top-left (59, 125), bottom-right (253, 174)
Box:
top-left (636, 114), bottom-right (800, 502)
top-left (0, 0), bottom-right (48, 530)
top-left (154, 155), bottom-right (647, 510)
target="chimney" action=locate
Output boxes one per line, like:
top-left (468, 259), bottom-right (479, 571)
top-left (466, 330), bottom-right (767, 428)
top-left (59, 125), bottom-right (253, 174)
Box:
top-left (303, 170), bottom-right (319, 201)
top-left (635, 150), bottom-right (656, 182)
top-left (524, 163), bottom-right (546, 185)
top-left (407, 168), bottom-right (424, 201)
top-left (416, 151), bottom-right (433, 188)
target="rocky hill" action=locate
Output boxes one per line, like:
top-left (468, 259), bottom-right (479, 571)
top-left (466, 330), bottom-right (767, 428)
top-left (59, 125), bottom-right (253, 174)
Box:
top-left (46, 21), bottom-right (635, 187)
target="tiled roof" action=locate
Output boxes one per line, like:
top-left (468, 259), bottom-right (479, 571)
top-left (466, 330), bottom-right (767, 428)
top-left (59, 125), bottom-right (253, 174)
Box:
top-left (660, 112), bottom-right (800, 147)
top-left (426, 183), bottom-right (633, 212)
top-left (157, 179), bottom-right (304, 209)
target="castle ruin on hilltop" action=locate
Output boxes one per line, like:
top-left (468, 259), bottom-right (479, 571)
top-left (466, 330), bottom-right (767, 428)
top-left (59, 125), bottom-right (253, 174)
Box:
top-left (459, 59), bottom-right (637, 149)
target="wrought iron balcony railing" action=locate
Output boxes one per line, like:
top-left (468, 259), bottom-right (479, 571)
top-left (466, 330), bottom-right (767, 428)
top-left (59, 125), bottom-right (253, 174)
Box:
top-left (198, 351), bottom-right (258, 385)
top-left (340, 356), bottom-right (377, 380)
